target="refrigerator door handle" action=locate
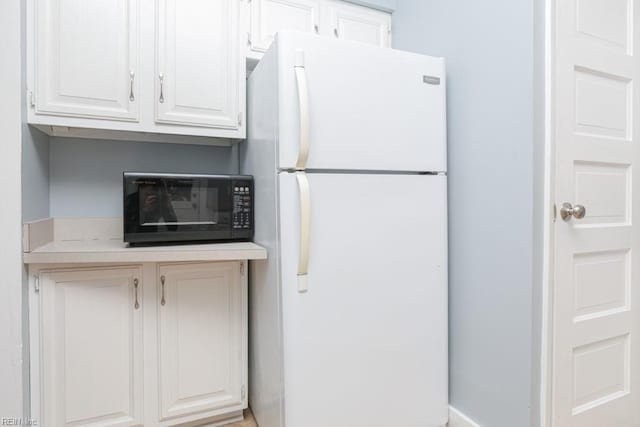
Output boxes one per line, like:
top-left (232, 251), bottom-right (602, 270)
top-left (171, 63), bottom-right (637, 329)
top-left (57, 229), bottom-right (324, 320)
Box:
top-left (294, 50), bottom-right (310, 170)
top-left (296, 172), bottom-right (311, 292)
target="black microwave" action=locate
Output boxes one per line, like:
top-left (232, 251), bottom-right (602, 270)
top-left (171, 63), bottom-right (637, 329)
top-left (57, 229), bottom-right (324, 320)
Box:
top-left (123, 173), bottom-right (254, 245)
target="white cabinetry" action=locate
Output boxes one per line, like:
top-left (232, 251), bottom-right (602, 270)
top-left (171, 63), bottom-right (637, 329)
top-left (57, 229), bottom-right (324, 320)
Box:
top-left (247, 0), bottom-right (391, 62)
top-left (27, 0), bottom-right (245, 141)
top-left (33, 0), bottom-right (139, 121)
top-left (327, 0), bottom-right (391, 47)
top-left (250, 0), bottom-right (321, 53)
top-left (29, 261), bottom-right (248, 427)
top-left (157, 262), bottom-right (247, 421)
top-left (36, 267), bottom-right (144, 427)
top-left (156, 0), bottom-right (241, 129)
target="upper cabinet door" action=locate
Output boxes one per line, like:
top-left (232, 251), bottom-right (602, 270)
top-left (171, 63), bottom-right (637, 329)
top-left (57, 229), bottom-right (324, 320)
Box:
top-left (34, 0), bottom-right (139, 121)
top-left (39, 267), bottom-right (144, 427)
top-left (156, 0), bottom-right (242, 129)
top-left (157, 262), bottom-right (246, 420)
top-left (327, 1), bottom-right (391, 48)
top-left (250, 0), bottom-right (321, 53)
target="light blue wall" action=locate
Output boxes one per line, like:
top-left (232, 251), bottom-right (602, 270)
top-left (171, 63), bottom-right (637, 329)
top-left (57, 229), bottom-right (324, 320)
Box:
top-left (49, 138), bottom-right (237, 217)
top-left (22, 126), bottom-right (49, 222)
top-left (393, 1), bottom-right (536, 427)
top-left (344, 0), bottom-right (395, 12)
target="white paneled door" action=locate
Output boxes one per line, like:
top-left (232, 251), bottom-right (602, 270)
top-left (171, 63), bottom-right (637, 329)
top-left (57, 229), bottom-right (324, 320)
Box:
top-left (39, 267), bottom-right (144, 427)
top-left (552, 0), bottom-right (640, 426)
top-left (157, 262), bottom-right (246, 421)
top-left (156, 0), bottom-right (241, 129)
top-left (35, 0), bottom-right (139, 120)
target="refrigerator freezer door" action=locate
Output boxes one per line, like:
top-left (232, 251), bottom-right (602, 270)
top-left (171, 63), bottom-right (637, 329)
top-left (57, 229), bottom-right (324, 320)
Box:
top-left (275, 31), bottom-right (447, 172)
top-left (278, 172), bottom-right (448, 427)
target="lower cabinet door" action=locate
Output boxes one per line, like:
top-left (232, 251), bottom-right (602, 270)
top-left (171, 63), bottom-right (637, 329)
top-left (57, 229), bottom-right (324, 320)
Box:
top-left (39, 266), bottom-right (144, 427)
top-left (157, 262), bottom-right (245, 420)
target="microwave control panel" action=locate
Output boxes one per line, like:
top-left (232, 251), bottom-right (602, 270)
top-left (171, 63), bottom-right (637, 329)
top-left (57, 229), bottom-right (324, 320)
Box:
top-left (232, 183), bottom-right (252, 230)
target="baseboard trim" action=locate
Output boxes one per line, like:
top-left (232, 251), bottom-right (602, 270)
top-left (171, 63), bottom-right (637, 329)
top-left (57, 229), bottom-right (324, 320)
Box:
top-left (448, 406), bottom-right (481, 427)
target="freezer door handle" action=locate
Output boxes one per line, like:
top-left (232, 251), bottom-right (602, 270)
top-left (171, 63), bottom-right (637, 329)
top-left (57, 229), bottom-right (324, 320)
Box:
top-left (294, 50), bottom-right (310, 170)
top-left (296, 172), bottom-right (311, 292)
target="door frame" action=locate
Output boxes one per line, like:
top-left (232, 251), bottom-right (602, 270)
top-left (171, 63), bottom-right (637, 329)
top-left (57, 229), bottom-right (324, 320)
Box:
top-left (540, 0), bottom-right (556, 426)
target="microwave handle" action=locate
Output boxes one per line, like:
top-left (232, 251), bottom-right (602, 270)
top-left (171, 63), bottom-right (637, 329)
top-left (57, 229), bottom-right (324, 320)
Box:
top-left (294, 50), bottom-right (310, 171)
top-left (296, 172), bottom-right (311, 292)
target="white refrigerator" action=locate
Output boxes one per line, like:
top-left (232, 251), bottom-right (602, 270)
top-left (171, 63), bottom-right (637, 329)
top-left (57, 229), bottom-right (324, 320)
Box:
top-left (240, 31), bottom-right (447, 427)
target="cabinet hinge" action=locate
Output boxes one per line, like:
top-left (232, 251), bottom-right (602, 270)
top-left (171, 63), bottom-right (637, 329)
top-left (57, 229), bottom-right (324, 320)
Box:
top-left (238, 112), bottom-right (243, 126)
top-left (34, 276), bottom-right (40, 293)
top-left (28, 90), bottom-right (35, 108)
top-left (247, 32), bottom-right (252, 46)
top-left (240, 262), bottom-right (245, 275)
top-left (553, 204), bottom-right (557, 223)
top-left (241, 385), bottom-right (246, 400)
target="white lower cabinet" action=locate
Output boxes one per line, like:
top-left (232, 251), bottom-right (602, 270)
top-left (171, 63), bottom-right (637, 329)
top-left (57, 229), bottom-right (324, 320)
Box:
top-left (30, 261), bottom-right (248, 427)
top-left (156, 263), bottom-right (246, 422)
top-left (37, 267), bottom-right (144, 427)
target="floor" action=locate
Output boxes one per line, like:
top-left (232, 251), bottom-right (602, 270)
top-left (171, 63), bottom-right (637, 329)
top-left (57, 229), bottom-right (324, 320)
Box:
top-left (225, 409), bottom-right (258, 427)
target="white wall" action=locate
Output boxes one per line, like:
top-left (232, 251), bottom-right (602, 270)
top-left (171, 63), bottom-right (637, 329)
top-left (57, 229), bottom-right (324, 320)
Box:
top-left (0, 0), bottom-right (24, 418)
top-left (393, 1), bottom-right (539, 426)
top-left (49, 138), bottom-right (238, 218)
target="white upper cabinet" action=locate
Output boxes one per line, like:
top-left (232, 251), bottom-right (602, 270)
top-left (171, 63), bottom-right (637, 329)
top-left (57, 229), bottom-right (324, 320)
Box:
top-left (157, 262), bottom-right (246, 420)
top-left (327, 0), bottom-right (391, 47)
top-left (250, 0), bottom-right (321, 52)
top-left (27, 0), bottom-right (246, 141)
top-left (247, 0), bottom-right (391, 61)
top-left (34, 0), bottom-right (139, 121)
top-left (38, 267), bottom-right (144, 427)
top-left (156, 0), bottom-right (241, 129)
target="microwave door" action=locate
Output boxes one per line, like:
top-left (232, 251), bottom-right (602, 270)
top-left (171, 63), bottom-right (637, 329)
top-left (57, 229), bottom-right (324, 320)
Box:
top-left (199, 183), bottom-right (214, 226)
top-left (164, 180), bottom-right (194, 225)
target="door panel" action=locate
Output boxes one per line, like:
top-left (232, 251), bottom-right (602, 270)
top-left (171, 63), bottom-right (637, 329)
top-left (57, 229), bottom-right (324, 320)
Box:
top-left (156, 0), bottom-right (240, 128)
top-left (277, 172), bottom-right (448, 427)
top-left (35, 0), bottom-right (139, 120)
top-left (39, 267), bottom-right (143, 427)
top-left (552, 0), bottom-right (640, 425)
top-left (275, 32), bottom-right (446, 172)
top-left (250, 0), bottom-right (320, 53)
top-left (157, 262), bottom-right (244, 420)
top-left (327, 0), bottom-right (391, 48)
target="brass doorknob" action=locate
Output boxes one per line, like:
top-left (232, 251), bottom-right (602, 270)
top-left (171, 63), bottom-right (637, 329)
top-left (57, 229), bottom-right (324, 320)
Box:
top-left (560, 202), bottom-right (586, 221)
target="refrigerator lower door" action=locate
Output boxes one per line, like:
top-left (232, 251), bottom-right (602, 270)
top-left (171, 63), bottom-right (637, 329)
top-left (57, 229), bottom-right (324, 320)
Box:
top-left (274, 31), bottom-right (447, 173)
top-left (278, 172), bottom-right (448, 427)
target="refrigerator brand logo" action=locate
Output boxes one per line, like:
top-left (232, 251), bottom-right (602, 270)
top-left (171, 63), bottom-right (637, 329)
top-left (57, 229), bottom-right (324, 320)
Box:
top-left (423, 75), bottom-right (441, 85)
